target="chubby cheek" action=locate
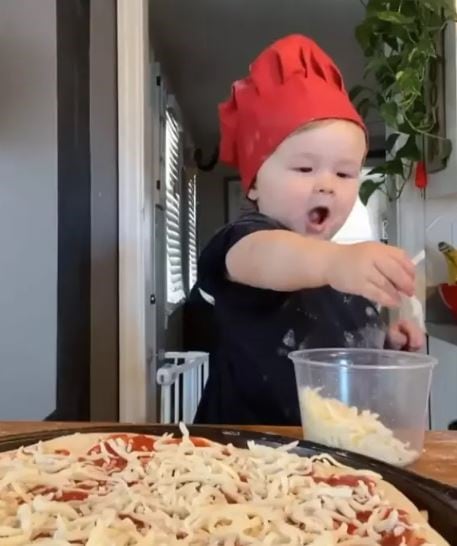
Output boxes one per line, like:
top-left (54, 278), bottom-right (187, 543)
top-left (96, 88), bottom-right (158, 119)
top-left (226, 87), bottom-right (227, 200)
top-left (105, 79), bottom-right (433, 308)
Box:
top-left (328, 185), bottom-right (360, 235)
top-left (262, 185), bottom-right (313, 231)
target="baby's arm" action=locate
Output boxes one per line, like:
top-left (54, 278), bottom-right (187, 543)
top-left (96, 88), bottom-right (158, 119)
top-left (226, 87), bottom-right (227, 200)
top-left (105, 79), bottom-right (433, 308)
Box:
top-left (226, 230), bottom-right (415, 308)
top-left (226, 230), bottom-right (334, 291)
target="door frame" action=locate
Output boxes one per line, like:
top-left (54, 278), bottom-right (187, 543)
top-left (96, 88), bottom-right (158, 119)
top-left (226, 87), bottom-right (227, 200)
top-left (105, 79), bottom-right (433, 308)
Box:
top-left (117, 0), bottom-right (155, 422)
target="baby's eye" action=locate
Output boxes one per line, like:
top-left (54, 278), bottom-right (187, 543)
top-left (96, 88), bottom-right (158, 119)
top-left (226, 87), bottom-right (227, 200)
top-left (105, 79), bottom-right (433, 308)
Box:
top-left (337, 172), bottom-right (353, 179)
top-left (294, 167), bottom-right (313, 173)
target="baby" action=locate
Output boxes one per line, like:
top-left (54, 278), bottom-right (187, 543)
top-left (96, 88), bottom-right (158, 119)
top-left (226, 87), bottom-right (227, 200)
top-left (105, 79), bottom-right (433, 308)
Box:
top-left (194, 35), bottom-right (424, 425)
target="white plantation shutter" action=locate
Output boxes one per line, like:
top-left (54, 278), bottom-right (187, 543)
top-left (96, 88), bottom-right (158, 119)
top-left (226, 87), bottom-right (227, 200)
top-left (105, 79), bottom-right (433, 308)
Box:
top-left (165, 110), bottom-right (185, 305)
top-left (187, 174), bottom-right (198, 289)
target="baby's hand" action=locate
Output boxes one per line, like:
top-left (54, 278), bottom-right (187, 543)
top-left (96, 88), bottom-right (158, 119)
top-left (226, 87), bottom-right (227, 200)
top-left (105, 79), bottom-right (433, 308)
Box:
top-left (386, 320), bottom-right (425, 352)
top-left (325, 242), bottom-right (415, 308)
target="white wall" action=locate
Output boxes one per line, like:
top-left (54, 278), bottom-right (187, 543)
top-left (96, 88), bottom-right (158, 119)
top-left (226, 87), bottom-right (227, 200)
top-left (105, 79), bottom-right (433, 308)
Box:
top-left (429, 337), bottom-right (457, 429)
top-left (423, 17), bottom-right (457, 430)
top-left (393, 14), bottom-right (457, 430)
top-left (0, 0), bottom-right (58, 419)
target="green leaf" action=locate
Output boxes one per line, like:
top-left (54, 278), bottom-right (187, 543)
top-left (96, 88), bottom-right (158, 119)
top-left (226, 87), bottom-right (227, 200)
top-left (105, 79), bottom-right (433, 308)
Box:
top-left (380, 102), bottom-right (398, 127)
top-left (384, 35), bottom-right (399, 52)
top-left (366, 0), bottom-right (389, 16)
top-left (396, 135), bottom-right (422, 161)
top-left (359, 179), bottom-right (384, 205)
top-left (384, 54), bottom-right (402, 72)
top-left (386, 133), bottom-right (401, 153)
top-left (401, 0), bottom-right (421, 18)
top-left (364, 56), bottom-right (387, 77)
top-left (397, 121), bottom-right (415, 135)
top-left (375, 66), bottom-right (396, 88)
top-left (356, 97), bottom-right (373, 118)
top-left (385, 157), bottom-right (406, 176)
top-left (368, 158), bottom-right (405, 178)
top-left (416, 36), bottom-right (438, 59)
top-left (366, 165), bottom-right (387, 176)
top-left (395, 68), bottom-right (421, 95)
top-left (376, 11), bottom-right (415, 25)
top-left (423, 0), bottom-right (456, 19)
top-left (349, 85), bottom-right (367, 102)
top-left (355, 0), bottom-right (455, 194)
top-left (355, 22), bottom-right (374, 53)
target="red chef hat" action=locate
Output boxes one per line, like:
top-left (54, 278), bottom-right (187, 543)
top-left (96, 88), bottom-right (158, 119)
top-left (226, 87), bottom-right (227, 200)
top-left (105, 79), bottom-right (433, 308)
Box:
top-left (218, 34), bottom-right (367, 191)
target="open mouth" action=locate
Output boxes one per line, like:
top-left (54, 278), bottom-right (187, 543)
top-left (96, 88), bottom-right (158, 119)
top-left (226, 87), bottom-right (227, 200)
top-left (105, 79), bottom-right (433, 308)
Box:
top-left (308, 206), bottom-right (329, 226)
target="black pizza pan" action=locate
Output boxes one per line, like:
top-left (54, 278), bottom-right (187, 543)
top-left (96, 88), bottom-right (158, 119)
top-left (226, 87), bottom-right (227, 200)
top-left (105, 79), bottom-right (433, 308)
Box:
top-left (0, 425), bottom-right (456, 543)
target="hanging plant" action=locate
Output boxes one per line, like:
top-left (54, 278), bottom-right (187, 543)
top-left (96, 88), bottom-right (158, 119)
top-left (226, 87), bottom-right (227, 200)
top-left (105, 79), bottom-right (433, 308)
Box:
top-left (352, 0), bottom-right (456, 204)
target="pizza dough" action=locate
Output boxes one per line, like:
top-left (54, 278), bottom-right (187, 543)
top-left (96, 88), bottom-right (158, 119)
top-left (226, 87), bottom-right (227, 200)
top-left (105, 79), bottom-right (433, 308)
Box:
top-left (0, 427), bottom-right (450, 545)
top-left (314, 462), bottom-right (449, 545)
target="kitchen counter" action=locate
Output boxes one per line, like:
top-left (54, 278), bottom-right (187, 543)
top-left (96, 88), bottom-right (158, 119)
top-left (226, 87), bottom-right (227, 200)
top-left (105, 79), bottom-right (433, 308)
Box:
top-left (0, 422), bottom-right (456, 486)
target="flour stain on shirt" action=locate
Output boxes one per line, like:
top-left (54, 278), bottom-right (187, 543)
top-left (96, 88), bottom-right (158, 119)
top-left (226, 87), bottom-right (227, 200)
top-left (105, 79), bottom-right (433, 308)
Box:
top-left (277, 329), bottom-right (297, 357)
top-left (343, 325), bottom-right (385, 349)
top-left (282, 329), bottom-right (296, 348)
top-left (344, 331), bottom-right (355, 347)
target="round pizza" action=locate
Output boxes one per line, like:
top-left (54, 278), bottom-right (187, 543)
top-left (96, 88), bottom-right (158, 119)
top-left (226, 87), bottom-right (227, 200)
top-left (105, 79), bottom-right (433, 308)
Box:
top-left (0, 425), bottom-right (450, 545)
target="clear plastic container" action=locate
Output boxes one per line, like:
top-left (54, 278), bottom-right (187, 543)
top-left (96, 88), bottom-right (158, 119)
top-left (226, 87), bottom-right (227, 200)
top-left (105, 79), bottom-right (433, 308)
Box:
top-left (289, 348), bottom-right (437, 466)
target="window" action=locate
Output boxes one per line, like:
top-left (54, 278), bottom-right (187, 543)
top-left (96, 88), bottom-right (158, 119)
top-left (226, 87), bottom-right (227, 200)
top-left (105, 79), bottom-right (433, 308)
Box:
top-left (333, 170), bottom-right (385, 245)
top-left (187, 174), bottom-right (198, 289)
top-left (333, 197), bottom-right (374, 244)
top-left (165, 109), bottom-right (185, 305)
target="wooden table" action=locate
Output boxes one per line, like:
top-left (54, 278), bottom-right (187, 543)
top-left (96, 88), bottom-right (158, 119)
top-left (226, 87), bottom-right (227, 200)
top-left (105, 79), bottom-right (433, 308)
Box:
top-left (0, 422), bottom-right (456, 487)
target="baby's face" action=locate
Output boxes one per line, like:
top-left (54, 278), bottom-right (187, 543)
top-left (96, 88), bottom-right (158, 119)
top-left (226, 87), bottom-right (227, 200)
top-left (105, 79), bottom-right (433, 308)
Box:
top-left (249, 120), bottom-right (366, 239)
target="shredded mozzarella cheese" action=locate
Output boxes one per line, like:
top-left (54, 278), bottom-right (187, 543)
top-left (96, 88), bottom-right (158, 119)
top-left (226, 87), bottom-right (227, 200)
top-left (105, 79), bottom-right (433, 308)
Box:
top-left (300, 387), bottom-right (419, 466)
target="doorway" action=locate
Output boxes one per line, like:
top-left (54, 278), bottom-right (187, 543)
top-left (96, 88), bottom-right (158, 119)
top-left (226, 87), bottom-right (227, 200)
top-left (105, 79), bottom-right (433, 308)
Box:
top-left (118, 0), bottom-right (388, 422)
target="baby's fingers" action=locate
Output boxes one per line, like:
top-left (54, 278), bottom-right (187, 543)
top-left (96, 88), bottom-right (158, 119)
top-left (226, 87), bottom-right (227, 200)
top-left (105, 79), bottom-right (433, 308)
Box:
top-left (367, 270), bottom-right (401, 308)
top-left (376, 256), bottom-right (415, 297)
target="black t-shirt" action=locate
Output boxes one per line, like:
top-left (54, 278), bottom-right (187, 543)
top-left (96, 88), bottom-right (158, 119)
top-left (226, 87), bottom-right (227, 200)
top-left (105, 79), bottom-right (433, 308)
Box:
top-left (194, 213), bottom-right (384, 426)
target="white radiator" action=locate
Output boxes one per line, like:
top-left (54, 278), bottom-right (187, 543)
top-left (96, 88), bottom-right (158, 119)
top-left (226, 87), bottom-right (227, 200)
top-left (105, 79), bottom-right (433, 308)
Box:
top-left (156, 352), bottom-right (209, 424)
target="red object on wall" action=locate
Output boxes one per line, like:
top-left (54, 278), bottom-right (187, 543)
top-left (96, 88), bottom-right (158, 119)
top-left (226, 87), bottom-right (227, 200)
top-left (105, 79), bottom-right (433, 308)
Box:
top-left (438, 283), bottom-right (457, 319)
top-left (415, 161), bottom-right (427, 189)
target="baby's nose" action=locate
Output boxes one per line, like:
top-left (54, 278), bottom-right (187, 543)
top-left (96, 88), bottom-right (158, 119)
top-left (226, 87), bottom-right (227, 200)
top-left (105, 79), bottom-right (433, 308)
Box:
top-left (314, 174), bottom-right (335, 194)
